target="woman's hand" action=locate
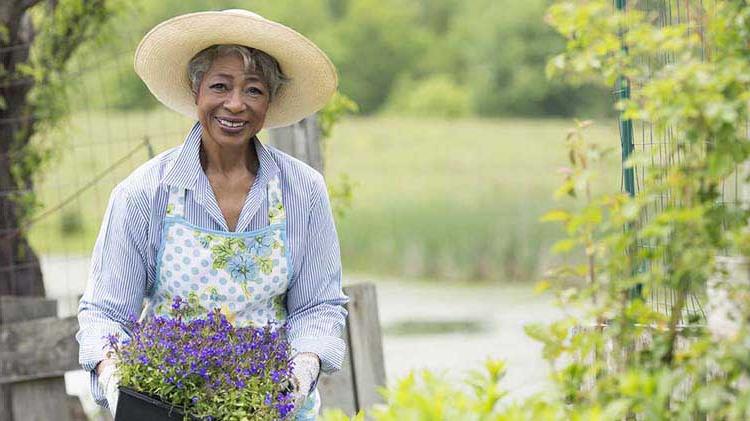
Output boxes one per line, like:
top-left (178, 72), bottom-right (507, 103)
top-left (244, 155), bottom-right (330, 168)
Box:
top-left (97, 358), bottom-right (120, 417)
top-left (290, 353), bottom-right (320, 415)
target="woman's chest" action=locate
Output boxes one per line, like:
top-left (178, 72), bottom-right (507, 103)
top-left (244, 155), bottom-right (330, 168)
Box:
top-left (151, 217), bottom-right (291, 322)
top-left (207, 176), bottom-right (253, 231)
top-left (145, 189), bottom-right (306, 286)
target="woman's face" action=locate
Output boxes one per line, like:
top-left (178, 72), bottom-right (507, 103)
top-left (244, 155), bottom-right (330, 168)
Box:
top-left (195, 53), bottom-right (270, 149)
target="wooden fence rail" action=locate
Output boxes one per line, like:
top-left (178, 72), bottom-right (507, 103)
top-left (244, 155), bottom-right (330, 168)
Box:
top-left (0, 283), bottom-right (384, 420)
top-left (0, 296), bottom-right (82, 421)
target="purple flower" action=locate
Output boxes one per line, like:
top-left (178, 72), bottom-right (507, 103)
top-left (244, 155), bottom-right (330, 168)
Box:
top-left (105, 333), bottom-right (120, 350)
top-left (112, 301), bottom-right (293, 419)
top-left (171, 295), bottom-right (183, 311)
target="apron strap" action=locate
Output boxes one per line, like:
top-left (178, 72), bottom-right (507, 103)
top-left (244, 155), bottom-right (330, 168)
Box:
top-left (162, 142), bottom-right (188, 219)
top-left (267, 176), bottom-right (286, 225)
top-left (166, 185), bottom-right (187, 218)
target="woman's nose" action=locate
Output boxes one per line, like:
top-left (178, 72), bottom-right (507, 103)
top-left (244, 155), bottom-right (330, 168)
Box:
top-left (224, 89), bottom-right (246, 113)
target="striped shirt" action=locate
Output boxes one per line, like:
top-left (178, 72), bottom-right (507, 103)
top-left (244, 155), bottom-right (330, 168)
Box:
top-left (76, 122), bottom-right (348, 406)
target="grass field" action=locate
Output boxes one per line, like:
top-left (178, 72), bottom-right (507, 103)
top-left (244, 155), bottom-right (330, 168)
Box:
top-left (28, 109), bottom-right (620, 282)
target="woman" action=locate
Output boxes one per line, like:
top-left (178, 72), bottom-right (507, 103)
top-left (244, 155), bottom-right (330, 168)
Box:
top-left (76, 9), bottom-right (347, 420)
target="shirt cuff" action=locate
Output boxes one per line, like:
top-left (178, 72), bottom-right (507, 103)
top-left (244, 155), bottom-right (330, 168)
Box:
top-left (290, 336), bottom-right (346, 374)
top-left (88, 368), bottom-right (109, 407)
top-left (78, 333), bottom-right (121, 408)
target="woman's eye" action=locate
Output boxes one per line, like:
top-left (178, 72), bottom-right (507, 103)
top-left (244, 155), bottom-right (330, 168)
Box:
top-left (246, 87), bottom-right (264, 95)
top-left (210, 83), bottom-right (227, 91)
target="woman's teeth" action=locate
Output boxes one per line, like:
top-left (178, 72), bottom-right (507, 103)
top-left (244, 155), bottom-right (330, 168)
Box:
top-left (216, 118), bottom-right (246, 128)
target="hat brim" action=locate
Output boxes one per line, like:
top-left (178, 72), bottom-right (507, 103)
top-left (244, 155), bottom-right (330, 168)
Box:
top-left (134, 10), bottom-right (338, 129)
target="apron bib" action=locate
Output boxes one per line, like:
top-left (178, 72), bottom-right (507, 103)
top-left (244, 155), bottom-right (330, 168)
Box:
top-left (147, 175), bottom-right (319, 419)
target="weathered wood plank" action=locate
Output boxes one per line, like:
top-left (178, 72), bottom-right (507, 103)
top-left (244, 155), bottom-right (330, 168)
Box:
top-left (0, 316), bottom-right (79, 383)
top-left (0, 384), bottom-right (11, 421)
top-left (0, 296), bottom-right (57, 324)
top-left (345, 283), bottom-right (386, 412)
top-left (1, 296), bottom-right (60, 420)
top-left (268, 116), bottom-right (324, 174)
top-left (10, 377), bottom-right (74, 421)
top-left (318, 327), bottom-right (357, 415)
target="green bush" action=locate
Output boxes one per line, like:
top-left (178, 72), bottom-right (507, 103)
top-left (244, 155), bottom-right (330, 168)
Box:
top-left (534, 1), bottom-right (750, 419)
top-left (385, 74), bottom-right (471, 118)
top-left (447, 0), bottom-right (612, 118)
top-left (324, 0), bottom-right (429, 114)
top-left (321, 360), bottom-right (566, 420)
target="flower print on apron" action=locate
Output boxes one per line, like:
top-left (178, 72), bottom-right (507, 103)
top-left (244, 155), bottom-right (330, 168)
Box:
top-left (147, 175), bottom-right (320, 420)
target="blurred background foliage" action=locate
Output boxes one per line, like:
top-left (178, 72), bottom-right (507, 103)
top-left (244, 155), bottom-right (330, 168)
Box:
top-left (83, 0), bottom-right (613, 119)
top-left (31, 0), bottom-right (621, 285)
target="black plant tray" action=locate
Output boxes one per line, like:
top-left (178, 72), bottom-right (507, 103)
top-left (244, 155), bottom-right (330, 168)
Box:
top-left (115, 386), bottom-right (200, 421)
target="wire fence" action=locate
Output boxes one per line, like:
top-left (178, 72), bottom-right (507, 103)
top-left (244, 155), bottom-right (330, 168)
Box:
top-left (0, 26), bottom-right (196, 311)
top-left (617, 0), bottom-right (749, 324)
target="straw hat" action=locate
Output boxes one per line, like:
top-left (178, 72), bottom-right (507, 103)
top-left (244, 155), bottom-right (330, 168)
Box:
top-left (134, 9), bottom-right (338, 129)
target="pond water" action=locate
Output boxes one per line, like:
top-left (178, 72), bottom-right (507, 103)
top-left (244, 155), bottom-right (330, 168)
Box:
top-left (369, 277), bottom-right (560, 400)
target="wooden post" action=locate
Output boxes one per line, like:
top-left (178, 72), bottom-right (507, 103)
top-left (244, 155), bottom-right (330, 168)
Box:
top-left (317, 330), bottom-right (357, 414)
top-left (268, 116), bottom-right (324, 174)
top-left (345, 283), bottom-right (387, 411)
top-left (269, 119), bottom-right (387, 412)
top-left (318, 283), bottom-right (386, 415)
top-left (0, 296), bottom-right (83, 421)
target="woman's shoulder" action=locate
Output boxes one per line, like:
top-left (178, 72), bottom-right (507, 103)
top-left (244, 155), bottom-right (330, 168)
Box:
top-left (115, 145), bottom-right (181, 200)
top-left (264, 144), bottom-right (326, 192)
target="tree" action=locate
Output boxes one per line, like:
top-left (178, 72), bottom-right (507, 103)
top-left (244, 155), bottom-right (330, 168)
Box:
top-left (325, 0), bottom-right (430, 114)
top-left (0, 0), bottom-right (116, 296)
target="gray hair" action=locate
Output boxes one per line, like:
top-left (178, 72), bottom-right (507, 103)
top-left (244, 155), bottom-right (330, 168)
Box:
top-left (187, 44), bottom-right (289, 102)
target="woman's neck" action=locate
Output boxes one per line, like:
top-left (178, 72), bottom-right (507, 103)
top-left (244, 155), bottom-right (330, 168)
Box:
top-left (199, 137), bottom-right (259, 177)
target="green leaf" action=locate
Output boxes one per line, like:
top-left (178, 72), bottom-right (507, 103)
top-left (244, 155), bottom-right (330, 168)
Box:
top-left (540, 209), bottom-right (572, 223)
top-left (552, 238), bottom-right (578, 253)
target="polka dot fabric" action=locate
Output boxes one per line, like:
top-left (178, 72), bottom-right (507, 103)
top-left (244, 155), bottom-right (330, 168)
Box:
top-left (149, 176), bottom-right (290, 327)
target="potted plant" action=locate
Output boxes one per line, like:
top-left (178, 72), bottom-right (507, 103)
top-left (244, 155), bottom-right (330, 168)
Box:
top-left (106, 295), bottom-right (296, 421)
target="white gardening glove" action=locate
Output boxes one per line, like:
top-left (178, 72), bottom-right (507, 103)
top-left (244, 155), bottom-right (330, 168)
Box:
top-left (98, 363), bottom-right (120, 418)
top-left (290, 353), bottom-right (320, 416)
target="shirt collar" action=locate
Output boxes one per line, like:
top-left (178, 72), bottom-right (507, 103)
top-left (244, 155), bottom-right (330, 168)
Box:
top-left (162, 122), bottom-right (280, 190)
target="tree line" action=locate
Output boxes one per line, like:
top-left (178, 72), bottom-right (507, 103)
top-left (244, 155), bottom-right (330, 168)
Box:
top-left (98, 0), bottom-right (613, 118)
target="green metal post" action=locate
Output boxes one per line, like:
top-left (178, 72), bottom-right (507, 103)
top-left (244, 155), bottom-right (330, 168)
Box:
top-left (615, 0), bottom-right (641, 299)
top-left (618, 76), bottom-right (635, 198)
top-left (616, 0), bottom-right (635, 198)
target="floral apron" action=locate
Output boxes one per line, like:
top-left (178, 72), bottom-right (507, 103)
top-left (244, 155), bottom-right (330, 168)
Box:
top-left (147, 176), bottom-right (320, 420)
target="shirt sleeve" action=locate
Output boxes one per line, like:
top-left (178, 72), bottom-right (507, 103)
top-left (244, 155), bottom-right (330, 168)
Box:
top-left (286, 176), bottom-right (349, 374)
top-left (76, 183), bottom-right (149, 407)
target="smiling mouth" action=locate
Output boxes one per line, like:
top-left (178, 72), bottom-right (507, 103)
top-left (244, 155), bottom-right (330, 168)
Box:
top-left (215, 117), bottom-right (247, 129)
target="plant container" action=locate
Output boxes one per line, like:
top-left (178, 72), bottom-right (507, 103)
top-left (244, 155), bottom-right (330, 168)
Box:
top-left (115, 387), bottom-right (198, 421)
